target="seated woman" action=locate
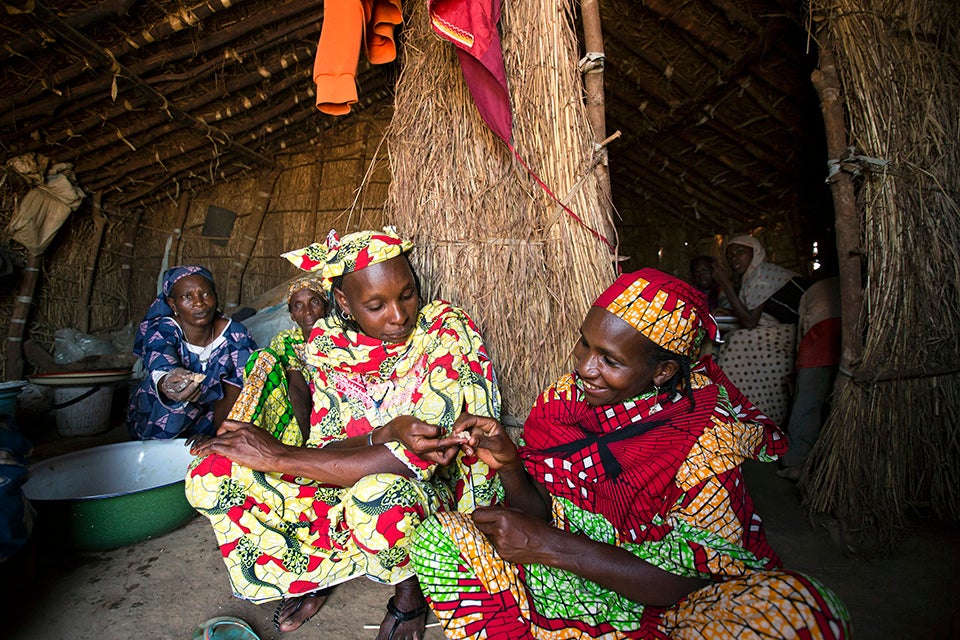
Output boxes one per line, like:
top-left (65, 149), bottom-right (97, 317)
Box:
top-left (186, 227), bottom-right (501, 639)
top-left (412, 268), bottom-right (849, 639)
top-left (712, 235), bottom-right (807, 424)
top-left (228, 276), bottom-right (327, 446)
top-left (128, 266), bottom-right (257, 440)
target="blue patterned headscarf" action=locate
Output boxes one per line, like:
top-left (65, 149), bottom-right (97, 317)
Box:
top-left (134, 265), bottom-right (216, 357)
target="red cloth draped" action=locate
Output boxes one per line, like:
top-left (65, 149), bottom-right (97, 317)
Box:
top-left (427, 0), bottom-right (512, 143)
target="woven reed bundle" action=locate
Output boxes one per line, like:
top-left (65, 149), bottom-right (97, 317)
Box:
top-left (804, 0), bottom-right (960, 552)
top-left (386, 0), bottom-right (617, 419)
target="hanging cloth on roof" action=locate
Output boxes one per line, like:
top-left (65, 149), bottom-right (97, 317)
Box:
top-left (313, 0), bottom-right (403, 115)
top-left (427, 0), bottom-right (513, 144)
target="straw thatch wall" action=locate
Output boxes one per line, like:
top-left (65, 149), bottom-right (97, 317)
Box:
top-left (126, 109), bottom-right (392, 321)
top-left (803, 0), bottom-right (960, 552)
top-left (386, 0), bottom-right (617, 420)
top-left (0, 108), bottom-right (392, 377)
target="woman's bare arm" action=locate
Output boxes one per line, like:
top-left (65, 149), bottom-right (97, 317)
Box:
top-left (190, 420), bottom-right (412, 485)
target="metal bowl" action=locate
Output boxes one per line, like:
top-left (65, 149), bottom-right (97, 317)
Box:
top-left (23, 439), bottom-right (198, 551)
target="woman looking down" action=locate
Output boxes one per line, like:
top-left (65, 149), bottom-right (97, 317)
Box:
top-left (128, 266), bottom-right (256, 440)
top-left (186, 228), bottom-right (501, 639)
top-left (412, 268), bottom-right (849, 639)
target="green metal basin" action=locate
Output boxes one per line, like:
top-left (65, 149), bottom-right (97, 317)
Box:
top-left (23, 439), bottom-right (198, 551)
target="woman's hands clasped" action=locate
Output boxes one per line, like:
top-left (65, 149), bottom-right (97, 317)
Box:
top-left (383, 412), bottom-right (522, 470)
top-left (384, 415), bottom-right (462, 466)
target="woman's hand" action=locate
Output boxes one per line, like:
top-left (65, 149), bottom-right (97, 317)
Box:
top-left (188, 419), bottom-right (288, 472)
top-left (446, 412), bottom-right (521, 472)
top-left (472, 506), bottom-right (558, 565)
top-left (476, 505), bottom-right (709, 606)
top-left (160, 367), bottom-right (203, 403)
top-left (711, 260), bottom-right (735, 292)
top-left (385, 415), bottom-right (459, 466)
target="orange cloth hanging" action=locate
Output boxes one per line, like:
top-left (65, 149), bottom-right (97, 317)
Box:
top-left (313, 0), bottom-right (402, 115)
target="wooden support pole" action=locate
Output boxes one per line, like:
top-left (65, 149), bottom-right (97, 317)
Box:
top-left (579, 0), bottom-right (616, 245)
top-left (811, 39), bottom-right (863, 371)
top-left (223, 170), bottom-right (282, 311)
top-left (120, 208), bottom-right (145, 320)
top-left (79, 193), bottom-right (106, 333)
top-left (4, 254), bottom-right (42, 381)
top-left (170, 194), bottom-right (192, 266)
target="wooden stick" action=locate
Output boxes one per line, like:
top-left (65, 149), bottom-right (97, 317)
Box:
top-left (4, 254), bottom-right (42, 381)
top-left (79, 193), bottom-right (106, 333)
top-left (119, 208), bottom-right (145, 318)
top-left (223, 170), bottom-right (281, 311)
top-left (811, 38), bottom-right (864, 372)
top-left (579, 0), bottom-right (616, 245)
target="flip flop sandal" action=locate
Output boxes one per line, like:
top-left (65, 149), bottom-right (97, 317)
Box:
top-left (192, 616), bottom-right (261, 640)
top-left (384, 596), bottom-right (428, 640)
top-left (273, 588), bottom-right (332, 632)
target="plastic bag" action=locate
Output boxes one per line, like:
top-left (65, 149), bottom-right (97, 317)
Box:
top-left (53, 328), bottom-right (116, 364)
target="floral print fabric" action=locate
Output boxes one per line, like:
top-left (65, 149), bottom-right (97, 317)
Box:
top-left (229, 329), bottom-right (310, 446)
top-left (186, 300), bottom-right (501, 602)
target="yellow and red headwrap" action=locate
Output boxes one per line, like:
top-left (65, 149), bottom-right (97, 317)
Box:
top-left (592, 268), bottom-right (720, 357)
top-left (281, 226), bottom-right (414, 293)
top-left (285, 276), bottom-right (325, 305)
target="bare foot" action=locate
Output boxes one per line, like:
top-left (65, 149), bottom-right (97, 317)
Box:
top-left (273, 587), bottom-right (333, 632)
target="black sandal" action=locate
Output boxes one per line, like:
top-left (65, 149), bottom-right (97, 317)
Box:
top-left (384, 596), bottom-right (428, 640)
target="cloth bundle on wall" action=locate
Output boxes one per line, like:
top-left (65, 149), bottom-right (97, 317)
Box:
top-left (5, 154), bottom-right (85, 254)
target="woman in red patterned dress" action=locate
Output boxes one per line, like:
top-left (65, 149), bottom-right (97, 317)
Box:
top-left (412, 268), bottom-right (850, 639)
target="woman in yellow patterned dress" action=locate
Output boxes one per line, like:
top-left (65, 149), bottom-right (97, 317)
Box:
top-left (187, 228), bottom-right (500, 639)
top-left (412, 268), bottom-right (850, 639)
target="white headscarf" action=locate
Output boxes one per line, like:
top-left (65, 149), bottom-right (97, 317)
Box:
top-left (727, 235), bottom-right (798, 310)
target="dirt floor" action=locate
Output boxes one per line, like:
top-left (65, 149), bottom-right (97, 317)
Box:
top-left (6, 395), bottom-right (960, 640)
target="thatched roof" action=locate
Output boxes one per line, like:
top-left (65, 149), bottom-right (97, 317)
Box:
top-left (1, 0), bottom-right (826, 251)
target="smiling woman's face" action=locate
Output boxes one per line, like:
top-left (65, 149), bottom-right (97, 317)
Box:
top-left (333, 256), bottom-right (419, 343)
top-left (572, 307), bottom-right (664, 406)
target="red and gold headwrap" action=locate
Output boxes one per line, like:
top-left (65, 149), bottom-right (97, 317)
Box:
top-left (592, 268), bottom-right (720, 357)
top-left (281, 226), bottom-right (414, 292)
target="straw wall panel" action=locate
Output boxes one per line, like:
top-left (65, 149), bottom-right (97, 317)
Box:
top-left (804, 0), bottom-right (960, 549)
top-left (387, 0), bottom-right (616, 419)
